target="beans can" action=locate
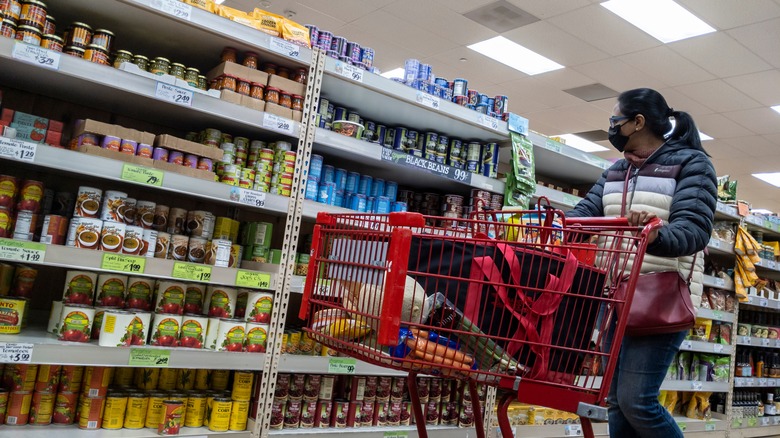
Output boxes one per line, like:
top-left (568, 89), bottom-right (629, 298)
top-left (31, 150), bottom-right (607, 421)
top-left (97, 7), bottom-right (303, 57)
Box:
top-left (150, 313), bottom-right (182, 347)
top-left (58, 304), bottom-right (94, 343)
top-left (125, 276), bottom-right (153, 311)
top-left (58, 366), bottom-right (84, 393)
top-left (179, 314), bottom-right (208, 349)
top-left (51, 391), bottom-right (77, 424)
top-left (73, 186), bottom-right (102, 218)
top-left (244, 322), bottom-right (268, 353)
top-left (6, 391), bottom-right (31, 425)
top-left (66, 217), bottom-right (103, 250)
top-left (77, 396), bottom-right (105, 430)
top-left (145, 391), bottom-right (166, 428)
top-left (96, 273), bottom-right (127, 308)
top-left (185, 394), bottom-right (206, 427)
top-left (82, 366), bottom-right (113, 398)
top-left (216, 318), bottom-right (245, 352)
top-left (34, 364), bottom-right (61, 392)
top-left (3, 364), bottom-right (36, 392)
top-left (155, 281), bottom-right (186, 315)
top-left (123, 392), bottom-right (148, 429)
top-left (0, 296), bottom-right (25, 334)
top-left (205, 285), bottom-right (237, 318)
top-left (40, 214), bottom-right (68, 244)
top-left (158, 400), bottom-right (184, 435)
top-left (157, 367), bottom-right (177, 390)
top-left (208, 397), bottom-right (232, 432)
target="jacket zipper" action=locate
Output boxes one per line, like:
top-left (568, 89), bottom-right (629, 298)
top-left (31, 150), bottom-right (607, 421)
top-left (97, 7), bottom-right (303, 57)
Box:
top-left (625, 142), bottom-right (668, 211)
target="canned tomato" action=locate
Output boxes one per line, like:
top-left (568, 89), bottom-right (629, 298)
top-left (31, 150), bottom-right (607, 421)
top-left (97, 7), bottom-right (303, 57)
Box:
top-left (34, 364), bottom-right (61, 392)
top-left (155, 281), bottom-right (185, 315)
top-left (0, 207), bottom-right (11, 238)
top-left (208, 397), bottom-right (232, 432)
top-left (100, 309), bottom-right (147, 347)
top-left (6, 391), bottom-right (32, 425)
top-left (58, 366), bottom-right (84, 393)
top-left (29, 390), bottom-right (55, 425)
top-left (11, 265), bottom-right (36, 298)
top-left (150, 313), bottom-right (181, 347)
top-left (16, 179), bottom-right (43, 213)
top-left (245, 291), bottom-right (272, 323)
top-left (67, 217), bottom-right (103, 250)
top-left (91, 306), bottom-right (108, 340)
top-left (3, 364), bottom-right (37, 391)
top-left (123, 392), bottom-right (148, 429)
top-left (77, 396), bottom-right (104, 429)
top-left (180, 314), bottom-right (207, 349)
top-left (184, 283), bottom-right (205, 314)
top-left (158, 400), bottom-right (184, 435)
top-left (40, 214), bottom-right (68, 244)
top-left (58, 304), bottom-right (94, 342)
top-left (51, 391), bottom-right (77, 424)
top-left (62, 270), bottom-right (97, 305)
top-left (0, 296), bottom-right (26, 334)
top-left (101, 392), bottom-right (128, 429)
top-left (210, 369), bottom-right (230, 390)
top-left (96, 273), bottom-right (127, 308)
top-left (0, 175), bottom-right (18, 209)
top-left (205, 285), bottom-right (237, 318)
top-left (229, 399), bottom-right (249, 431)
top-left (231, 371), bottom-right (254, 401)
top-left (244, 322), bottom-right (268, 353)
top-left (113, 367), bottom-right (134, 387)
top-left (216, 318), bottom-right (245, 352)
top-left (158, 368), bottom-right (177, 390)
top-left (185, 394), bottom-right (206, 427)
top-left (82, 366), bottom-right (112, 398)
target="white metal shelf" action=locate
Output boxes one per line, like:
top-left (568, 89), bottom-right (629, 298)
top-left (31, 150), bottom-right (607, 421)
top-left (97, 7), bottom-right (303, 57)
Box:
top-left (708, 237), bottom-right (735, 255)
top-left (741, 295), bottom-right (780, 311)
top-left (732, 423), bottom-right (780, 438)
top-left (526, 132), bottom-right (612, 185)
top-left (744, 214), bottom-right (780, 241)
top-left (269, 425), bottom-right (473, 438)
top-left (7, 425), bottom-right (249, 437)
top-left (0, 38), bottom-right (302, 138)
top-left (0, 239), bottom-right (278, 290)
top-left (679, 339), bottom-right (733, 355)
top-left (736, 336), bottom-right (780, 349)
top-left (715, 202), bottom-right (741, 221)
top-left (532, 185), bottom-right (582, 210)
top-left (278, 355), bottom-right (405, 376)
top-left (695, 307), bottom-right (736, 323)
top-left (0, 326), bottom-right (267, 369)
top-left (703, 274), bottom-right (735, 292)
top-left (660, 380), bottom-right (730, 393)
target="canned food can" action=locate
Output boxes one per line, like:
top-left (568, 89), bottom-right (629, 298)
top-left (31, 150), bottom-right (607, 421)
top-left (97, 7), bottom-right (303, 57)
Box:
top-left (158, 400), bottom-right (184, 435)
top-left (58, 304), bottom-right (94, 343)
top-left (155, 281), bottom-right (186, 315)
top-left (176, 369), bottom-right (195, 390)
top-left (120, 139), bottom-right (138, 155)
top-left (305, 177), bottom-right (319, 201)
top-left (99, 309), bottom-right (143, 347)
top-left (375, 196), bottom-right (391, 214)
top-left (493, 95), bottom-right (509, 114)
top-left (205, 286), bottom-right (237, 318)
top-left (99, 221), bottom-right (125, 253)
top-left (179, 314), bottom-right (208, 349)
top-left (317, 182), bottom-right (336, 205)
top-left (125, 276), bottom-right (153, 311)
top-left (123, 392), bottom-right (148, 429)
top-left (11, 210), bottom-right (37, 241)
top-left (122, 225), bottom-right (144, 255)
top-left (137, 143), bottom-right (153, 158)
top-left (150, 313), bottom-right (182, 347)
top-left (152, 204), bottom-right (170, 232)
top-left (3, 364), bottom-right (36, 392)
top-left (52, 391), bottom-right (78, 424)
top-left (34, 364), bottom-right (61, 393)
top-left (82, 366), bottom-right (112, 398)
top-left (204, 317), bottom-right (221, 350)
top-left (185, 394), bottom-right (207, 427)
top-left (134, 367), bottom-right (159, 390)
top-left (167, 208), bottom-right (187, 235)
top-left (6, 391), bottom-right (32, 425)
top-left (95, 273), bottom-right (127, 308)
top-left (216, 318), bottom-right (246, 352)
top-left (66, 217), bottom-right (103, 250)
top-left (77, 395), bottom-right (105, 429)
top-left (188, 236), bottom-right (208, 263)
top-left (155, 232), bottom-right (170, 258)
top-left (58, 366), bottom-right (84, 393)
top-left (170, 234), bottom-right (189, 261)
top-left (101, 392), bottom-right (128, 429)
top-left (158, 368), bottom-right (177, 390)
top-left (144, 392), bottom-right (166, 428)
top-left (229, 399), bottom-right (250, 430)
top-left (194, 369), bottom-right (211, 391)
top-left (232, 371), bottom-right (254, 401)
top-left (208, 397), bottom-right (232, 432)
top-left (244, 322), bottom-right (268, 353)
top-left (211, 369), bottom-right (230, 390)
top-left (0, 296), bottom-right (25, 334)
top-left (113, 367), bottom-right (134, 387)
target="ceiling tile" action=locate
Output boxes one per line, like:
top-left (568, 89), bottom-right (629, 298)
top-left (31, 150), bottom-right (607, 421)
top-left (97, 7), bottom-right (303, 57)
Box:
top-left (520, 108), bottom-right (594, 135)
top-left (501, 21), bottom-right (610, 67)
top-left (668, 32), bottom-right (772, 78)
top-left (507, 0), bottom-right (591, 19)
top-left (723, 135), bottom-right (780, 158)
top-left (711, 158), bottom-right (778, 175)
top-left (382, 0), bottom-right (497, 46)
top-left (700, 139), bottom-right (739, 159)
top-left (500, 77), bottom-right (586, 108)
top-left (530, 69), bottom-right (602, 93)
top-left (428, 46), bottom-right (529, 87)
top-left (332, 24), bottom-right (421, 71)
top-left (725, 108), bottom-right (780, 135)
top-left (431, 0), bottom-right (495, 14)
top-left (547, 4), bottom-right (661, 57)
top-left (675, 80), bottom-right (762, 113)
top-left (618, 46), bottom-right (715, 87)
top-left (694, 113), bottom-right (755, 139)
top-left (728, 17), bottom-right (780, 68)
top-left (725, 71), bottom-right (780, 107)
top-left (572, 58), bottom-right (669, 92)
top-left (654, 88), bottom-right (716, 117)
top-left (258, 1), bottom-right (347, 31)
top-left (346, 10), bottom-right (460, 58)
top-left (679, 0), bottom-right (780, 29)
top-left (296, 0), bottom-right (396, 22)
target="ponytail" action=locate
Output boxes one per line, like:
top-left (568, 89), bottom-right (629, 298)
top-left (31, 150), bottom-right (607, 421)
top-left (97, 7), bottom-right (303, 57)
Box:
top-left (670, 110), bottom-right (708, 156)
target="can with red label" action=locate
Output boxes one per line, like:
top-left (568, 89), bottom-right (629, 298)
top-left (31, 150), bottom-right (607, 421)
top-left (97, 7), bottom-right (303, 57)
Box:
top-left (82, 366), bottom-right (113, 398)
top-left (34, 364), bottom-right (61, 392)
top-left (40, 214), bottom-right (68, 244)
top-left (3, 364), bottom-right (38, 392)
top-left (77, 396), bottom-right (105, 430)
top-left (29, 391), bottom-right (55, 425)
top-left (6, 391), bottom-right (32, 425)
top-left (52, 391), bottom-right (78, 424)
top-left (0, 389), bottom-right (8, 424)
top-left (58, 366), bottom-right (85, 393)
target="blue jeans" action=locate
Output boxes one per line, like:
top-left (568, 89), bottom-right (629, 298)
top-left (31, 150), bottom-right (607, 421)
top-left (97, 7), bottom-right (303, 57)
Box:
top-left (607, 330), bottom-right (687, 438)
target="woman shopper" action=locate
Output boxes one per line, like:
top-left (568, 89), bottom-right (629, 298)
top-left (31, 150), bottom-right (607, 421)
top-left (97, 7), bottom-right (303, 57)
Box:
top-left (568, 88), bottom-right (717, 437)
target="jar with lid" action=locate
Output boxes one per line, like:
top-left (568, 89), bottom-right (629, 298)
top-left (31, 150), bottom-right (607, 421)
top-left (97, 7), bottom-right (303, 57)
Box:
top-left (185, 68), bottom-right (199, 87)
top-left (264, 87), bottom-right (280, 105)
top-left (236, 79), bottom-right (251, 96)
top-left (112, 50), bottom-right (133, 68)
top-left (197, 75), bottom-right (207, 90)
top-left (66, 21), bottom-right (92, 48)
top-left (242, 51), bottom-right (259, 69)
top-left (63, 45), bottom-right (84, 57)
top-left (291, 95), bottom-right (304, 112)
top-left (42, 14), bottom-right (53, 34)
top-left (40, 33), bottom-right (63, 52)
top-left (293, 68), bottom-right (307, 84)
top-left (91, 28), bottom-right (113, 51)
top-left (169, 63), bottom-right (186, 80)
top-left (277, 67), bottom-right (290, 79)
top-left (220, 75), bottom-right (237, 92)
top-left (0, 18), bottom-right (16, 38)
top-left (3, 0), bottom-right (21, 21)
top-left (262, 63), bottom-right (277, 76)
top-left (250, 83), bottom-right (265, 100)
top-left (83, 44), bottom-right (109, 65)
top-left (150, 57), bottom-right (171, 75)
top-left (220, 46), bottom-right (237, 63)
top-left (133, 54), bottom-right (149, 71)
top-left (14, 24), bottom-right (41, 45)
top-left (19, 0), bottom-right (46, 31)
top-left (279, 91), bottom-right (292, 109)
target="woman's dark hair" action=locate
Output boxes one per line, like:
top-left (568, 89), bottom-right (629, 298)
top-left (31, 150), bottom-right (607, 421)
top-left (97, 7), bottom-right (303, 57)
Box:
top-left (617, 88), bottom-right (708, 155)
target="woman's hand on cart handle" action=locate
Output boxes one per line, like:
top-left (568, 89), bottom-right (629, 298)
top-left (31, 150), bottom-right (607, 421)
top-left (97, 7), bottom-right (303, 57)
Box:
top-left (625, 210), bottom-right (663, 244)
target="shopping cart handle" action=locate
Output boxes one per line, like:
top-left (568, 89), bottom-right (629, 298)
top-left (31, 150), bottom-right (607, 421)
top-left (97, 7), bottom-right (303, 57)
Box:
top-left (563, 216), bottom-right (663, 234)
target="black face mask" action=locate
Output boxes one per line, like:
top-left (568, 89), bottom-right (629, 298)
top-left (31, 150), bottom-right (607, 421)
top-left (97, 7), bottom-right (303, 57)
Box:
top-left (608, 124), bottom-right (631, 152)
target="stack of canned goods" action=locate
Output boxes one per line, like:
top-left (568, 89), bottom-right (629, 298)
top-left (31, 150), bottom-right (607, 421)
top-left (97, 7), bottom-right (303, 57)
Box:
top-left (306, 154), bottom-right (406, 213)
top-left (402, 59), bottom-right (509, 120)
top-left (304, 24), bottom-right (378, 73)
top-left (111, 48), bottom-right (207, 90)
top-left (396, 189), bottom-right (504, 223)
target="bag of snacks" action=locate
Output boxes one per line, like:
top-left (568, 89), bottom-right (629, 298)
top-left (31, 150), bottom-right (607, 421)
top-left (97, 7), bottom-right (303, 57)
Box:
top-left (184, 0), bottom-right (215, 12)
top-left (253, 9), bottom-right (284, 37)
top-left (282, 19), bottom-right (311, 47)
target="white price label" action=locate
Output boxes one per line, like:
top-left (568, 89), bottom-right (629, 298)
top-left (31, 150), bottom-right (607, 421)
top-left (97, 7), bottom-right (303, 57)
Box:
top-left (715, 278), bottom-right (726, 288)
top-left (762, 417), bottom-right (771, 426)
top-left (709, 238), bottom-right (721, 248)
top-left (269, 38), bottom-right (300, 59)
top-left (775, 339), bottom-right (780, 348)
top-left (760, 298), bottom-right (769, 307)
top-left (564, 425), bottom-right (583, 436)
top-left (0, 137), bottom-right (36, 162)
top-left (155, 82), bottom-right (193, 107)
top-left (770, 261), bottom-right (777, 270)
top-left (263, 113), bottom-right (295, 135)
top-left (682, 340), bottom-right (693, 350)
top-left (691, 381), bottom-right (703, 390)
top-left (150, 0), bottom-right (192, 20)
top-left (232, 187), bottom-right (266, 208)
top-left (763, 338), bottom-right (771, 347)
top-left (774, 416), bottom-right (780, 425)
top-left (760, 378), bottom-right (768, 386)
top-left (0, 343), bottom-right (33, 363)
top-left (335, 61), bottom-right (364, 83)
top-left (12, 42), bottom-right (60, 70)
top-left (746, 378), bottom-right (755, 387)
top-left (744, 336), bottom-right (752, 345)
top-left (477, 114), bottom-right (501, 131)
top-left (704, 422), bottom-right (716, 432)
top-left (415, 91), bottom-right (440, 110)
top-left (735, 378), bottom-right (744, 387)
top-left (713, 343), bottom-right (724, 353)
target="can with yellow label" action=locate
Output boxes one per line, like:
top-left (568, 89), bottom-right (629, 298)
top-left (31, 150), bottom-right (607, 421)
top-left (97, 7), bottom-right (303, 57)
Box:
top-left (185, 393), bottom-right (207, 427)
top-left (157, 368), bottom-right (178, 390)
top-left (77, 396), bottom-right (105, 430)
top-left (231, 371), bottom-right (254, 402)
top-left (210, 370), bottom-right (230, 390)
top-left (229, 399), bottom-right (250, 431)
top-left (136, 368), bottom-right (160, 390)
top-left (123, 392), bottom-right (148, 429)
top-left (113, 367), bottom-right (134, 387)
top-left (194, 369), bottom-right (211, 390)
top-left (144, 391), bottom-right (166, 429)
top-left (208, 397), bottom-right (232, 432)
top-left (102, 392), bottom-right (128, 429)
top-left (176, 368), bottom-right (195, 391)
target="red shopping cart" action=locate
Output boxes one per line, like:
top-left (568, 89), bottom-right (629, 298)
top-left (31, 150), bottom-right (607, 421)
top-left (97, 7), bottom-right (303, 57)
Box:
top-left (299, 207), bottom-right (660, 438)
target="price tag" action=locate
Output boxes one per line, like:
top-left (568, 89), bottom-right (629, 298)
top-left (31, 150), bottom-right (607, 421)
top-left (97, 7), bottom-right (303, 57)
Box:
top-left (263, 113), bottom-right (295, 136)
top-left (676, 422), bottom-right (687, 432)
top-left (774, 416), bottom-right (780, 425)
top-left (681, 340), bottom-right (693, 350)
top-left (121, 164), bottom-right (164, 187)
top-left (0, 343), bottom-right (33, 363)
top-left (150, 0), bottom-right (191, 20)
top-left (775, 339), bottom-right (780, 348)
top-left (544, 139), bottom-right (562, 154)
top-left (761, 298), bottom-right (769, 307)
top-left (714, 278), bottom-right (726, 288)
top-left (704, 422), bottom-right (716, 431)
top-left (328, 357), bottom-right (356, 374)
top-left (335, 61), bottom-right (364, 83)
top-left (128, 348), bottom-right (171, 367)
top-left (383, 432), bottom-right (408, 438)
top-left (0, 238), bottom-right (45, 263)
top-left (746, 378), bottom-right (755, 387)
top-left (763, 338), bottom-right (771, 347)
top-left (711, 310), bottom-right (724, 321)
top-left (564, 425), bottom-right (583, 436)
top-left (713, 343), bottom-right (724, 353)
top-left (770, 261), bottom-right (778, 270)
top-left (760, 378), bottom-right (768, 386)
top-left (0, 137), bottom-right (37, 162)
top-left (691, 381), bottom-right (703, 391)
top-left (235, 270), bottom-right (271, 289)
top-left (709, 238), bottom-right (721, 249)
top-left (508, 113), bottom-right (529, 136)
top-left (101, 253), bottom-right (146, 274)
top-left (476, 114), bottom-right (501, 131)
top-left (269, 38), bottom-right (300, 59)
top-left (744, 336), bottom-right (751, 345)
top-left (232, 187), bottom-right (266, 208)
top-left (155, 82), bottom-right (193, 107)
top-left (172, 262), bottom-right (212, 282)
top-left (735, 378), bottom-right (744, 387)
top-left (414, 91), bottom-right (440, 110)
top-left (12, 42), bottom-right (60, 70)
top-left (762, 417), bottom-right (771, 426)
top-left (380, 148), bottom-right (472, 185)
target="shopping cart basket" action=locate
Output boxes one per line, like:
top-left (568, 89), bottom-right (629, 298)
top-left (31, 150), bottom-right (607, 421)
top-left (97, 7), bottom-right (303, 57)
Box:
top-left (299, 208), bottom-right (661, 438)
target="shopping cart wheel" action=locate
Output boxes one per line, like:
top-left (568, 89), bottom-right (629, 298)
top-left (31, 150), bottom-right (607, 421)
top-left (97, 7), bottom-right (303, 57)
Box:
top-left (467, 379), bottom-right (486, 438)
top-left (496, 391), bottom-right (515, 438)
top-left (407, 372), bottom-right (428, 438)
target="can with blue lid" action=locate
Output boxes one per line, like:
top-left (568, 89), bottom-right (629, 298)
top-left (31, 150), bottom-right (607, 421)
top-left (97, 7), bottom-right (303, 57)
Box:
top-left (334, 168), bottom-right (347, 191)
top-left (358, 175), bottom-right (373, 196)
top-left (346, 41), bottom-right (361, 64)
top-left (494, 95), bottom-right (509, 114)
top-left (345, 172), bottom-right (360, 193)
top-left (304, 177), bottom-right (318, 201)
top-left (478, 94), bottom-right (490, 105)
top-left (334, 190), bottom-right (345, 208)
top-left (384, 128), bottom-right (396, 148)
top-left (309, 154), bottom-right (324, 182)
top-left (404, 59), bottom-right (420, 83)
top-left (424, 132), bottom-right (438, 156)
top-left (366, 196), bottom-right (376, 213)
top-left (391, 202), bottom-right (407, 212)
top-left (330, 36), bottom-right (347, 56)
top-left (322, 165), bottom-right (335, 184)
top-left (360, 47), bottom-right (374, 68)
top-left (452, 78), bottom-right (468, 97)
top-left (317, 31), bottom-right (333, 50)
top-left (417, 63), bottom-right (432, 82)
top-left (349, 194), bottom-right (367, 212)
top-left (334, 107), bottom-right (347, 121)
top-left (375, 125), bottom-right (387, 145)
top-left (434, 77), bottom-right (448, 88)
top-left (385, 181), bottom-right (398, 202)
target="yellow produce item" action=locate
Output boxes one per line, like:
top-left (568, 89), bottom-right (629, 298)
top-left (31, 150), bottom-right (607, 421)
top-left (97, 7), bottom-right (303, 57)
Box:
top-left (327, 318), bottom-right (372, 340)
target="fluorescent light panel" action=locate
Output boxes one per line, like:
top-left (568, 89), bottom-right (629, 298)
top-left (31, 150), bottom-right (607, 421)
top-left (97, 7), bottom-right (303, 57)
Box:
top-left (556, 134), bottom-right (609, 152)
top-left (467, 36), bottom-right (563, 76)
top-left (380, 68), bottom-right (404, 79)
top-left (601, 0), bottom-right (715, 43)
top-left (699, 132), bottom-right (713, 141)
top-left (754, 173), bottom-right (780, 188)
top-left (772, 105), bottom-right (780, 115)
top-left (215, 0), bottom-right (226, 4)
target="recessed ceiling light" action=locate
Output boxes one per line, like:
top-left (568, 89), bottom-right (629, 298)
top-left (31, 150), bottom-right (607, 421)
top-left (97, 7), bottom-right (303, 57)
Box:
top-left (215, 0), bottom-right (226, 4)
top-left (555, 134), bottom-right (609, 152)
top-left (601, 0), bottom-right (715, 43)
top-left (699, 132), bottom-right (713, 141)
top-left (380, 68), bottom-right (404, 79)
top-left (467, 36), bottom-right (563, 76)
top-left (754, 173), bottom-right (780, 188)
top-left (772, 105), bottom-right (780, 115)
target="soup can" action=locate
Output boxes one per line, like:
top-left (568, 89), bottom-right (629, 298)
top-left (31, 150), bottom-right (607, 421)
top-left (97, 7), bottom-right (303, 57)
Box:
top-left (167, 208), bottom-right (188, 235)
top-left (66, 217), bottom-right (103, 250)
top-left (99, 221), bottom-right (125, 252)
top-left (179, 314), bottom-right (208, 349)
top-left (122, 225), bottom-right (144, 255)
top-left (216, 318), bottom-right (245, 352)
top-left (58, 304), bottom-right (94, 343)
top-left (150, 313), bottom-right (182, 347)
top-left (170, 234), bottom-right (189, 261)
top-left (153, 204), bottom-right (170, 232)
top-left (96, 273), bottom-right (127, 308)
top-left (136, 200), bottom-right (156, 229)
top-left (40, 214), bottom-right (68, 244)
top-left (188, 236), bottom-right (208, 263)
top-left (99, 190), bottom-right (128, 222)
top-left (155, 232), bottom-right (171, 258)
top-left (77, 395), bottom-right (105, 430)
top-left (141, 228), bottom-right (158, 258)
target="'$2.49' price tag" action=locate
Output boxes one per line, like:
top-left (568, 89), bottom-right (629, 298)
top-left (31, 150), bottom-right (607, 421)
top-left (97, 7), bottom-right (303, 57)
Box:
top-left (263, 113), bottom-right (294, 135)
top-left (155, 82), bottom-right (193, 107)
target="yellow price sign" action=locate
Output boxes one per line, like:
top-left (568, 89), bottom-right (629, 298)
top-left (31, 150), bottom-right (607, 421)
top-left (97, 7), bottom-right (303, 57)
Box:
top-left (235, 270), bottom-right (271, 289)
top-left (172, 262), bottom-right (212, 282)
top-left (101, 253), bottom-right (146, 273)
top-left (121, 163), bottom-right (164, 187)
